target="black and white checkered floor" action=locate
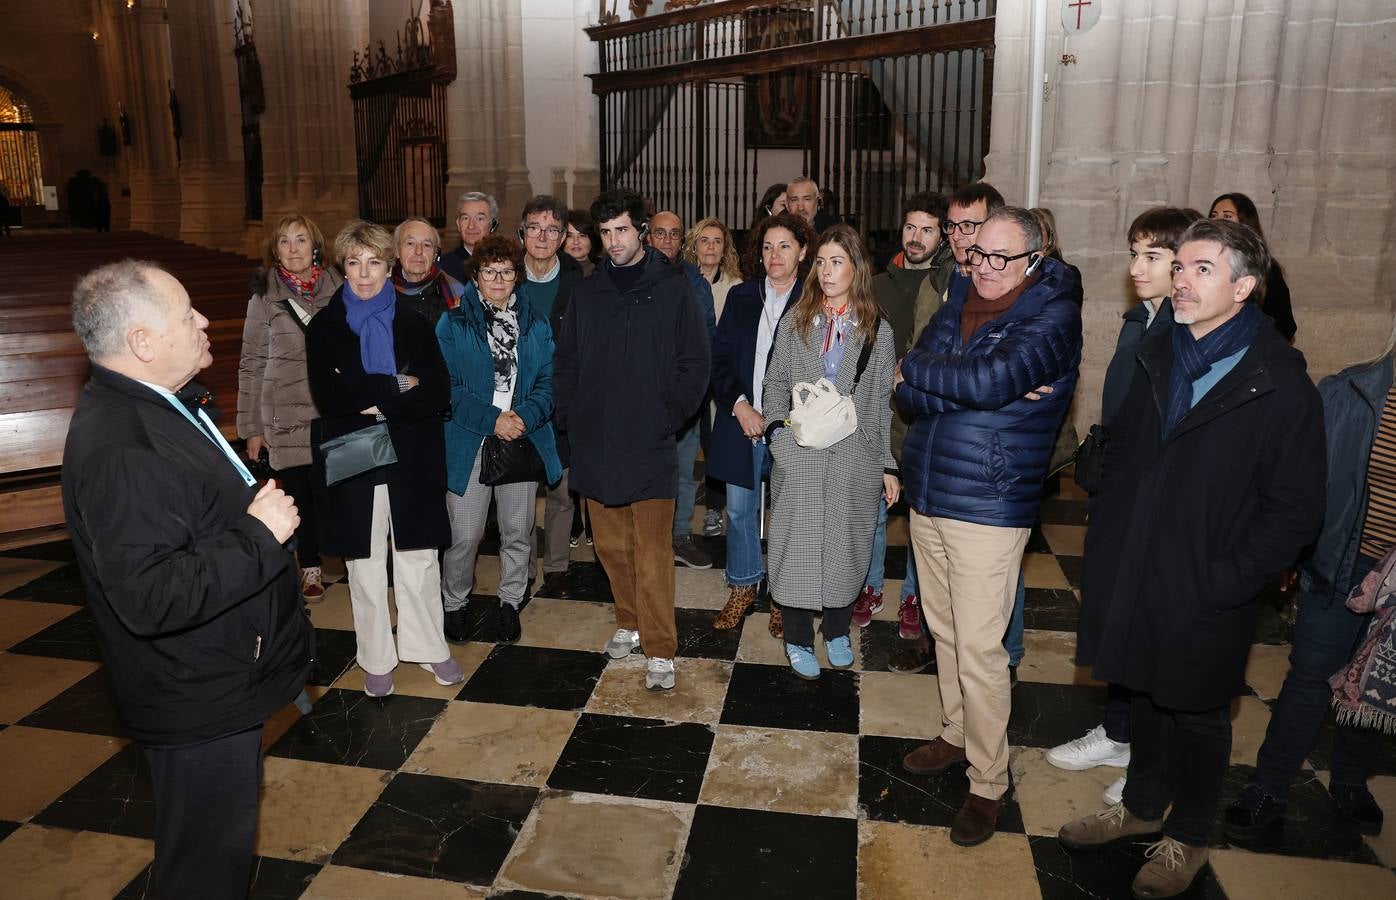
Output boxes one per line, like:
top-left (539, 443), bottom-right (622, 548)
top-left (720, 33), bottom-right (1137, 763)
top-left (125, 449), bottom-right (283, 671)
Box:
top-left (0, 479), bottom-right (1392, 898)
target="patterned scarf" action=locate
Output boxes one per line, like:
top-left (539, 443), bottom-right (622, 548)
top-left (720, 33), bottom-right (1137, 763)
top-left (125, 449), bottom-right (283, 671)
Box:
top-left (277, 264), bottom-right (323, 299)
top-left (1163, 302), bottom-right (1263, 436)
top-left (1330, 546), bottom-right (1396, 734)
top-left (480, 293), bottom-right (520, 397)
top-left (343, 279), bottom-right (398, 376)
top-left (391, 263), bottom-right (460, 310)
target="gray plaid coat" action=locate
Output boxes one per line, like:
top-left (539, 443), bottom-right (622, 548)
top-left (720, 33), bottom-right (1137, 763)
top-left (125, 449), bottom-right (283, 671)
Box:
top-left (763, 314), bottom-right (896, 611)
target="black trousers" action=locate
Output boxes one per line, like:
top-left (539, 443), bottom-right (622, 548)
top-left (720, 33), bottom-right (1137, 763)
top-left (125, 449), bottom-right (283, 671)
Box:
top-left (783, 603), bottom-right (857, 646)
top-left (274, 464), bottom-right (319, 568)
top-left (1103, 682), bottom-right (1133, 744)
top-left (143, 726), bottom-right (264, 899)
top-left (1121, 694), bottom-right (1231, 846)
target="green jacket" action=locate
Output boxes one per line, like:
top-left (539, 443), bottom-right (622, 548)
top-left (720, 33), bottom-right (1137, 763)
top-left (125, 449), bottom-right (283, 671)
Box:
top-left (878, 246), bottom-right (955, 461)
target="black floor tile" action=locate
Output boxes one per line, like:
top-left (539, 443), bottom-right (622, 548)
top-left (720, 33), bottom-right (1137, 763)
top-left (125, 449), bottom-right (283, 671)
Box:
top-left (17, 668), bottom-right (127, 737)
top-left (0, 540), bottom-right (76, 562)
top-left (457, 644), bottom-right (607, 711)
top-left (488, 892), bottom-right (571, 900)
top-left (1, 561), bottom-right (87, 604)
top-left (1022, 588), bottom-right (1081, 633)
top-left (115, 856), bottom-right (320, 900)
top-left (674, 804), bottom-right (858, 899)
top-left (1038, 498), bottom-right (1089, 525)
top-left (858, 735), bottom-right (1025, 832)
top-left (266, 688), bottom-right (445, 770)
top-left (1217, 766), bottom-right (1382, 863)
top-left (307, 627), bottom-right (361, 687)
top-left (32, 743), bottom-right (154, 838)
top-left (331, 772), bottom-right (537, 885)
top-left (113, 865), bottom-right (154, 899)
top-left (0, 820), bottom-right (20, 843)
top-left (1029, 834), bottom-right (1227, 900)
top-left (546, 712), bottom-right (714, 803)
top-left (857, 619), bottom-right (921, 674)
top-left (5, 606), bottom-right (101, 660)
top-left (1008, 682), bottom-right (1109, 749)
top-left (719, 662), bottom-right (859, 733)
top-left (674, 607), bottom-right (742, 661)
top-left (558, 561), bottom-right (614, 603)
top-left (1056, 555), bottom-right (1083, 589)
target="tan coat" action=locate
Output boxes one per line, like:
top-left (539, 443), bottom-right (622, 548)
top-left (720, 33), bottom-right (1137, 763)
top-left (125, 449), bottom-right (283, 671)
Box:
top-left (237, 267), bottom-right (343, 470)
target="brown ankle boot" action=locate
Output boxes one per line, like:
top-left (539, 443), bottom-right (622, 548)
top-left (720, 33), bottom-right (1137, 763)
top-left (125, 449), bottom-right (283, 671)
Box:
top-left (713, 584), bottom-right (758, 629)
top-left (768, 606), bottom-right (784, 639)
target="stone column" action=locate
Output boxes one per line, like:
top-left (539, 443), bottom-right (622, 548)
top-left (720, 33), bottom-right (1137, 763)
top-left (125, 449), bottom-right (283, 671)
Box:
top-left (123, 1), bottom-right (181, 238)
top-left (167, 0), bottom-right (246, 250)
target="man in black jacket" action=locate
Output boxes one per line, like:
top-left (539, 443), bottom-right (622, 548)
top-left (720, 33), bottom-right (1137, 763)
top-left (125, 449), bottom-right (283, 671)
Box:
top-left (62, 260), bottom-right (312, 899)
top-left (554, 189), bottom-right (710, 691)
top-left (1058, 220), bottom-right (1325, 898)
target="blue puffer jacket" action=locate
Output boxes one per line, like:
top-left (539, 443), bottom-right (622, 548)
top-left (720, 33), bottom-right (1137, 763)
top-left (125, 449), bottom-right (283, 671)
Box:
top-left (895, 258), bottom-right (1083, 527)
top-left (436, 284), bottom-right (563, 495)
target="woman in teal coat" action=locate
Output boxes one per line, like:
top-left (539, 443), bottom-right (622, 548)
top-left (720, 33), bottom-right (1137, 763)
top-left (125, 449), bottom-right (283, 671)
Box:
top-left (436, 235), bottom-right (562, 645)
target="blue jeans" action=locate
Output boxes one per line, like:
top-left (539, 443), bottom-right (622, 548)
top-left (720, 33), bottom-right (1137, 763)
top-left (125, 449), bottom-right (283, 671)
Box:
top-left (865, 498), bottom-right (918, 600)
top-left (1003, 569), bottom-right (1025, 666)
top-left (724, 441), bottom-right (767, 587)
top-left (1252, 557), bottom-right (1383, 800)
top-left (672, 417), bottom-right (701, 538)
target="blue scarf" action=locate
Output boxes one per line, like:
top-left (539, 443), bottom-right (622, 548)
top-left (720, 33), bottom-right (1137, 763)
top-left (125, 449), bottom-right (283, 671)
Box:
top-left (343, 280), bottom-right (398, 376)
top-left (1163, 302), bottom-right (1262, 436)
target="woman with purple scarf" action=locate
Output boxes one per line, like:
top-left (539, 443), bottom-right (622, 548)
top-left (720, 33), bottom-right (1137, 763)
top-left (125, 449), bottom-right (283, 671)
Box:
top-left (306, 220), bottom-right (459, 698)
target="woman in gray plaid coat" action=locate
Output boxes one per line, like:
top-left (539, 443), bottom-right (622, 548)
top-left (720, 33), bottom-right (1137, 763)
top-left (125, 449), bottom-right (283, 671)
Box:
top-left (762, 225), bottom-right (900, 679)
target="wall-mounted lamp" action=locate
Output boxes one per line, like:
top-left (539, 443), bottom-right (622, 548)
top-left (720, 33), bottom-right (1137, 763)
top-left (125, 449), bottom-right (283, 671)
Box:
top-left (91, 31), bottom-right (100, 41)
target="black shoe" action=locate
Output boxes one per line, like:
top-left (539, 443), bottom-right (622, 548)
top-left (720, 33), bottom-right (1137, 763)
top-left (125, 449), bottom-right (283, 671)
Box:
top-left (887, 639), bottom-right (936, 674)
top-left (1223, 783), bottom-right (1286, 839)
top-left (497, 602), bottom-right (522, 644)
top-left (1329, 783), bottom-right (1384, 835)
top-left (673, 534), bottom-right (714, 569)
top-left (443, 607), bottom-right (471, 645)
top-left (540, 571), bottom-right (575, 600)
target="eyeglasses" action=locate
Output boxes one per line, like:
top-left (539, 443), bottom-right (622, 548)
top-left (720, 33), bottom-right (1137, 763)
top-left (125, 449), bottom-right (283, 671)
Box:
top-left (524, 223), bottom-right (563, 239)
top-left (651, 228), bottom-right (683, 240)
top-left (965, 246), bottom-right (1036, 271)
top-left (478, 267), bottom-right (517, 281)
top-left (943, 218), bottom-right (984, 235)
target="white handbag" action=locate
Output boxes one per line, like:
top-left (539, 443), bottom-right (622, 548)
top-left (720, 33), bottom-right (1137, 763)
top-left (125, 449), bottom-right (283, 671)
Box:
top-left (785, 320), bottom-right (879, 450)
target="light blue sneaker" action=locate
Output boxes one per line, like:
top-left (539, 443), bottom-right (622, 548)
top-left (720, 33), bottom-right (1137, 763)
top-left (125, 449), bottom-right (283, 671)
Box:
top-left (826, 635), bottom-right (854, 669)
top-left (785, 643), bottom-right (820, 680)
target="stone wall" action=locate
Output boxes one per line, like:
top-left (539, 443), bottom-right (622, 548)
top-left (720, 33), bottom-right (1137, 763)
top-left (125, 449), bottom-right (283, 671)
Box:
top-left (986, 0), bottom-right (1396, 431)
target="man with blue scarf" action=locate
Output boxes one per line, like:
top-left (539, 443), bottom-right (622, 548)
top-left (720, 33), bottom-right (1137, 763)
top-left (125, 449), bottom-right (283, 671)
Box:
top-left (1062, 218), bottom-right (1326, 898)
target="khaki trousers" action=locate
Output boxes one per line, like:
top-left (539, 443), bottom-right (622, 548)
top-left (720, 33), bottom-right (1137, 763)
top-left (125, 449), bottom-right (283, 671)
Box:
top-left (588, 498), bottom-right (678, 660)
top-left (909, 511), bottom-right (1028, 800)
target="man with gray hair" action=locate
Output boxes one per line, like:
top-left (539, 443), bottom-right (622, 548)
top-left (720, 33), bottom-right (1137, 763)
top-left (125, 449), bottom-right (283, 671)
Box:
top-left (441, 190), bottom-right (498, 283)
top-left (393, 215), bottom-right (465, 326)
top-left (894, 206), bottom-right (1083, 847)
top-left (61, 261), bottom-right (312, 898)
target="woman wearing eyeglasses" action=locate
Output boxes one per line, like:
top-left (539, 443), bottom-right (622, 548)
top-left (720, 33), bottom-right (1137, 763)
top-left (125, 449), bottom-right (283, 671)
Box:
top-left (436, 235), bottom-right (563, 646)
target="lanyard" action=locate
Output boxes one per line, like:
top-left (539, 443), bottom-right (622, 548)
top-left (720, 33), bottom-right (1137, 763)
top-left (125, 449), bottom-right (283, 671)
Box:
top-left (163, 395), bottom-right (258, 487)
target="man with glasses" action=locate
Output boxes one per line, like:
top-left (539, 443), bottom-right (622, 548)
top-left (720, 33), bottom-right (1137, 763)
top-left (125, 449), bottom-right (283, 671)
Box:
top-left (648, 210), bottom-right (718, 570)
top-left (441, 191), bottom-right (497, 283)
top-left (515, 195), bottom-right (586, 600)
top-left (786, 175), bottom-right (837, 233)
top-left (895, 206), bottom-right (1082, 847)
top-left (943, 182), bottom-right (1006, 276)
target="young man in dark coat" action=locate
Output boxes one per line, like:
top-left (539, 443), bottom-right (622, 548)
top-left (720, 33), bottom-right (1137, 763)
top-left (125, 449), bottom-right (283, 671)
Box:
top-left (62, 261), bottom-right (312, 899)
top-left (1060, 219), bottom-right (1326, 898)
top-left (554, 188), bottom-right (711, 691)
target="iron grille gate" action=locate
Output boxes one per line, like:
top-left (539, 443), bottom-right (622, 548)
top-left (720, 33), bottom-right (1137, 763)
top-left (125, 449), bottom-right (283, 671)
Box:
top-left (588, 0), bottom-right (995, 254)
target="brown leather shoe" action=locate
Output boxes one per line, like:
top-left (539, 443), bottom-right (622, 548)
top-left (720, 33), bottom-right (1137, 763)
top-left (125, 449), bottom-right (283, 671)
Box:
top-left (768, 606), bottom-right (784, 639)
top-left (901, 737), bottom-right (967, 775)
top-left (713, 584), bottom-right (758, 629)
top-left (1131, 838), bottom-right (1210, 898)
top-left (539, 571), bottom-right (575, 600)
top-left (950, 793), bottom-right (1004, 847)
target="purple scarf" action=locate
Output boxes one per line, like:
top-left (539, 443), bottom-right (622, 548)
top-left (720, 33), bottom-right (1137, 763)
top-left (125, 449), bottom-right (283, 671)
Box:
top-left (343, 279), bottom-right (398, 376)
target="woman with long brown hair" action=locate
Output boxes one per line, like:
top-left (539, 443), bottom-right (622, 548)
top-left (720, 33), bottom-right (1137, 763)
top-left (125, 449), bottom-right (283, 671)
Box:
top-left (761, 224), bottom-right (899, 679)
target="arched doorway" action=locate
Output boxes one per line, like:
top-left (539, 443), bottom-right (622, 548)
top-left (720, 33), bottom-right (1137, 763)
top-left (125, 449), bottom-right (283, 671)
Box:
top-left (0, 84), bottom-right (44, 222)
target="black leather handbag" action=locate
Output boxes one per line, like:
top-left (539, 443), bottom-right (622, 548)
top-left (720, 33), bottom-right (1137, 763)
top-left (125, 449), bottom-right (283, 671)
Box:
top-left (479, 435), bottom-right (545, 486)
top-left (1072, 423), bottom-right (1110, 495)
top-left (320, 422), bottom-right (397, 486)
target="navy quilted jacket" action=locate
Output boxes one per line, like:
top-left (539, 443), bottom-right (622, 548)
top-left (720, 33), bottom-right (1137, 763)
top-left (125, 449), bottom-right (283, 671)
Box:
top-left (895, 258), bottom-right (1083, 528)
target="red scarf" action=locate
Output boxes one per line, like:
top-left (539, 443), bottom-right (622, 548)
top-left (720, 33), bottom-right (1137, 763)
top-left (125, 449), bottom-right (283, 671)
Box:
top-left (391, 264), bottom-right (460, 310)
top-left (821, 302), bottom-right (849, 354)
top-left (277, 264), bottom-right (323, 299)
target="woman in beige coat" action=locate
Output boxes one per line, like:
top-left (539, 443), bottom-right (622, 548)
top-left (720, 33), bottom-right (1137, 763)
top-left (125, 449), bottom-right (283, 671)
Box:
top-left (237, 213), bottom-right (342, 600)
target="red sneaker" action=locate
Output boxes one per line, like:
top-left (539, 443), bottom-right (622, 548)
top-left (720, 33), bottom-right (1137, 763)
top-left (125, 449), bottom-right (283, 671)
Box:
top-left (898, 594), bottom-right (921, 640)
top-left (852, 586), bottom-right (884, 628)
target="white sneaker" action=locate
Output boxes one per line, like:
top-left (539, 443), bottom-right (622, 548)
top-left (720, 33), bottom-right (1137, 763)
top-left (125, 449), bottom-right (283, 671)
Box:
top-left (645, 657), bottom-right (676, 691)
top-left (605, 628), bottom-right (641, 659)
top-left (1104, 774), bottom-right (1126, 806)
top-left (1045, 725), bottom-right (1131, 770)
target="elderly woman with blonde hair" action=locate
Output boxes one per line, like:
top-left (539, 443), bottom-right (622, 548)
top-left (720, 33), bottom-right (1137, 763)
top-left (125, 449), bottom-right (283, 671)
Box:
top-left (306, 219), bottom-right (458, 698)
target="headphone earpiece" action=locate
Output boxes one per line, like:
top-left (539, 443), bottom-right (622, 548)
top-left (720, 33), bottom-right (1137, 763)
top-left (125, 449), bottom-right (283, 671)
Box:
top-left (312, 248), bottom-right (322, 266)
top-left (637, 221), bottom-right (649, 237)
top-left (489, 219), bottom-right (499, 234)
top-left (1024, 253), bottom-right (1043, 275)
top-left (517, 226), bottom-right (526, 242)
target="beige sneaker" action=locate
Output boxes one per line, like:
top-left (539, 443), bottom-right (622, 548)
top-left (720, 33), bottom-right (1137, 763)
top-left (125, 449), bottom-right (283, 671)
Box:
top-left (1058, 802), bottom-right (1163, 850)
top-left (1131, 837), bottom-right (1209, 898)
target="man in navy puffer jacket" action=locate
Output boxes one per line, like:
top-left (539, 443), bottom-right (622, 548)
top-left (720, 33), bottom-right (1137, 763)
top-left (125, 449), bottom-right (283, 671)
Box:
top-left (893, 206), bottom-right (1082, 847)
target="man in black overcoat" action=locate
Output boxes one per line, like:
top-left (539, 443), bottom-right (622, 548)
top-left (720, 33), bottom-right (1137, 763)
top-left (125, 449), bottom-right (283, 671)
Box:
top-left (1058, 219), bottom-right (1326, 898)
